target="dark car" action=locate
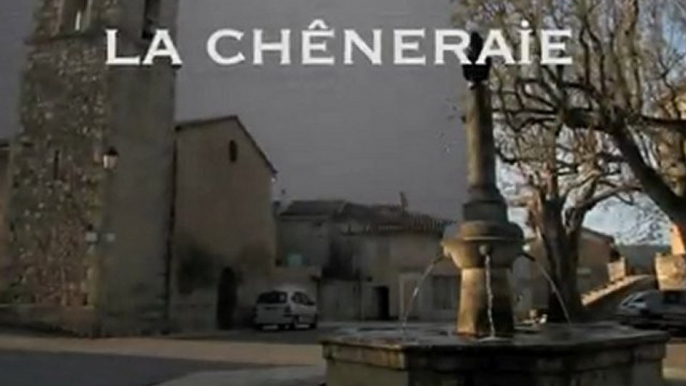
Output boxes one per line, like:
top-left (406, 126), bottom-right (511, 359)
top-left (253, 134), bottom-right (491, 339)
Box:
top-left (616, 289), bottom-right (686, 333)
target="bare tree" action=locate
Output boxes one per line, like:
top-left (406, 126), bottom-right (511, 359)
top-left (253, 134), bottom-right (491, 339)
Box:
top-left (592, 196), bottom-right (670, 245)
top-left (454, 0), bottom-right (686, 321)
top-left (497, 117), bottom-right (636, 320)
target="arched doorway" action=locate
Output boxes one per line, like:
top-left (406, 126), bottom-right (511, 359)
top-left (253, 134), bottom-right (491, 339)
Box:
top-left (216, 267), bottom-right (238, 330)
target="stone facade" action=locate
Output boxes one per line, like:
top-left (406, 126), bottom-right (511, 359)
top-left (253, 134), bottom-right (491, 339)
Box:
top-left (0, 0), bottom-right (179, 335)
top-left (670, 225), bottom-right (685, 255)
top-left (0, 142), bottom-right (11, 261)
top-left (170, 116), bottom-right (277, 330)
top-left (278, 200), bottom-right (455, 321)
top-left (608, 258), bottom-right (628, 283)
top-left (656, 253), bottom-right (686, 291)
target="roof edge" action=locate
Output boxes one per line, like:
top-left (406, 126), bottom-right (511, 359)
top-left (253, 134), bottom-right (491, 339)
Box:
top-left (175, 115), bottom-right (277, 175)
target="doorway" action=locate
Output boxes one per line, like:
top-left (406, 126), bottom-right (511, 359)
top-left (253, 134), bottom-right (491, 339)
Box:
top-left (216, 267), bottom-right (237, 330)
top-left (374, 286), bottom-right (390, 320)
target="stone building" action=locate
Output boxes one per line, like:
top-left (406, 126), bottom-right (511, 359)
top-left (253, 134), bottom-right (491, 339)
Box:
top-left (277, 200), bottom-right (457, 321)
top-left (655, 226), bottom-right (686, 291)
top-left (0, 0), bottom-right (179, 336)
top-left (171, 116), bottom-right (277, 330)
top-left (0, 141), bottom-right (11, 259)
top-left (0, 1), bottom-right (278, 335)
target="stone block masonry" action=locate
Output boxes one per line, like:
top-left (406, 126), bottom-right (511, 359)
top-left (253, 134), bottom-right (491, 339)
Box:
top-left (0, 0), bottom-right (179, 336)
top-left (656, 254), bottom-right (686, 291)
top-left (2, 38), bottom-right (109, 312)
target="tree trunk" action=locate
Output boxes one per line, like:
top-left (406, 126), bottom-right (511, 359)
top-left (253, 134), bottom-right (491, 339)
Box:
top-left (538, 201), bottom-right (587, 322)
top-left (544, 235), bottom-right (586, 322)
top-left (612, 129), bottom-right (686, 235)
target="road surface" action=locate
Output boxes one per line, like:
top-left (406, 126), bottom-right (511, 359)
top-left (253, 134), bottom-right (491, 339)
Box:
top-left (0, 325), bottom-right (683, 386)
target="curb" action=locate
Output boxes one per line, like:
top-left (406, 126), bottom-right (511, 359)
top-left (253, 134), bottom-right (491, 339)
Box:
top-left (157, 366), bottom-right (325, 386)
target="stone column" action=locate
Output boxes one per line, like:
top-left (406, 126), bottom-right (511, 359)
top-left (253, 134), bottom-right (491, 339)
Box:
top-left (443, 32), bottom-right (523, 337)
top-left (462, 82), bottom-right (507, 223)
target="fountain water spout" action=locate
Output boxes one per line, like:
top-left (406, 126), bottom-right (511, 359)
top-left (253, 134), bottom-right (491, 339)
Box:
top-left (521, 252), bottom-right (572, 324)
top-left (400, 254), bottom-right (448, 337)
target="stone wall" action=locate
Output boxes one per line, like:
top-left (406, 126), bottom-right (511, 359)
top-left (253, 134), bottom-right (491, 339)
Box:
top-left (278, 217), bottom-right (451, 321)
top-left (607, 258), bottom-right (628, 283)
top-left (278, 219), bottom-right (334, 268)
top-left (2, 37), bottom-right (109, 314)
top-left (340, 233), bottom-right (453, 321)
top-left (671, 225), bottom-right (685, 255)
top-left (171, 117), bottom-right (277, 330)
top-left (656, 254), bottom-right (686, 290)
top-left (0, 144), bottom-right (12, 265)
top-left (323, 325), bottom-right (669, 386)
top-left (97, 60), bottom-right (177, 336)
top-left (0, 0), bottom-right (179, 336)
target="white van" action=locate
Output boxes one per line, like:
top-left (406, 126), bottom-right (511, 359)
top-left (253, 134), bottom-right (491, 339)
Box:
top-left (253, 287), bottom-right (318, 330)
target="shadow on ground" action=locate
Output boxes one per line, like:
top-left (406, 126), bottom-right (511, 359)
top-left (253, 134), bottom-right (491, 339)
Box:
top-left (172, 326), bottom-right (337, 346)
top-left (0, 349), bottom-right (262, 386)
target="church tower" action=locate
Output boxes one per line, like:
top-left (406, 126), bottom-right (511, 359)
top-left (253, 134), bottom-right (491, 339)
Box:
top-left (0, 0), bottom-right (178, 335)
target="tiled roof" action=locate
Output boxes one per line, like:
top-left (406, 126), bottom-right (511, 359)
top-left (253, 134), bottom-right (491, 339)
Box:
top-left (581, 227), bottom-right (615, 243)
top-left (279, 200), bottom-right (348, 218)
top-left (280, 200), bottom-right (451, 235)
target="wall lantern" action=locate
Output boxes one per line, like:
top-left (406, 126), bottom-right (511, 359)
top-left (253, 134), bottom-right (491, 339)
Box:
top-left (85, 224), bottom-right (98, 245)
top-left (103, 147), bottom-right (119, 170)
top-left (522, 243), bottom-right (531, 253)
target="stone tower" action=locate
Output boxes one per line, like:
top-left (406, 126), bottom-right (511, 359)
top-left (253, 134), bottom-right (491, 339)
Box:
top-left (0, 0), bottom-right (178, 336)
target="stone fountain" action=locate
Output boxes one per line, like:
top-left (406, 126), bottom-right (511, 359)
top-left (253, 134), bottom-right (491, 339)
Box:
top-left (321, 33), bottom-right (670, 386)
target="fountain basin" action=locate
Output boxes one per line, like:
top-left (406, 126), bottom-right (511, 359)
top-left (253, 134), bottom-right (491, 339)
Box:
top-left (321, 323), bottom-right (669, 386)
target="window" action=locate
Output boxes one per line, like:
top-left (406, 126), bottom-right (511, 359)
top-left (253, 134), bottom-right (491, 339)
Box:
top-left (295, 292), bottom-right (315, 306)
top-left (229, 141), bottom-right (239, 163)
top-left (142, 0), bottom-right (161, 40)
top-left (292, 293), bottom-right (304, 305)
top-left (257, 291), bottom-right (287, 304)
top-left (61, 0), bottom-right (90, 32)
top-left (620, 293), bottom-right (640, 307)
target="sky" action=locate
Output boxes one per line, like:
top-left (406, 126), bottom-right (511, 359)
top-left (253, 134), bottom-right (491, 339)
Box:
top-left (0, 2), bottom-right (32, 142)
top-left (0, 0), bottom-right (469, 221)
top-left (0, 1), bottom-right (669, 243)
top-left (174, 0), bottom-right (469, 220)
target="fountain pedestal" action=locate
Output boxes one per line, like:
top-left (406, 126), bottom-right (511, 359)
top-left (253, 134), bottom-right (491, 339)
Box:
top-left (443, 220), bottom-right (523, 336)
top-left (441, 38), bottom-right (524, 337)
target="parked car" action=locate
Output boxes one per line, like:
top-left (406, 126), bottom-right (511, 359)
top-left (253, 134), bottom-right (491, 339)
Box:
top-left (616, 289), bottom-right (686, 332)
top-left (253, 287), bottom-right (318, 330)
